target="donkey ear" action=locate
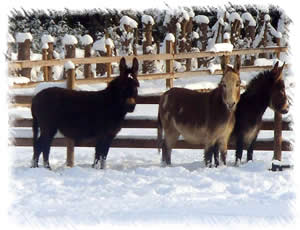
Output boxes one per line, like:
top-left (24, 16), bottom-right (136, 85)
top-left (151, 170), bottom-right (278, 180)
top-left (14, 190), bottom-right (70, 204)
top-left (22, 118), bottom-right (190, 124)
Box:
top-left (275, 62), bottom-right (285, 81)
top-left (234, 55), bottom-right (241, 73)
top-left (132, 58), bottom-right (139, 75)
top-left (119, 57), bottom-right (127, 75)
top-left (273, 61), bottom-right (280, 70)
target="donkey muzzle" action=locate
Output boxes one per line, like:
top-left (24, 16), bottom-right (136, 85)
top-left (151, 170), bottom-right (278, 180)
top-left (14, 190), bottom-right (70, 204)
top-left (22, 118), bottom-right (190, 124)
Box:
top-left (226, 102), bottom-right (236, 112)
top-left (126, 97), bottom-right (136, 113)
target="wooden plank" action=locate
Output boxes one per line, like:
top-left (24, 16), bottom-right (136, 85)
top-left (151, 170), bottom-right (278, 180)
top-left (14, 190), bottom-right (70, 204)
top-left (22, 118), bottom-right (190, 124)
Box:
top-left (9, 54), bottom-right (174, 69)
top-left (10, 117), bottom-right (292, 131)
top-left (11, 94), bottom-right (162, 105)
top-left (174, 47), bottom-right (288, 59)
top-left (8, 47), bottom-right (287, 70)
top-left (10, 64), bottom-right (289, 89)
top-left (11, 137), bottom-right (292, 151)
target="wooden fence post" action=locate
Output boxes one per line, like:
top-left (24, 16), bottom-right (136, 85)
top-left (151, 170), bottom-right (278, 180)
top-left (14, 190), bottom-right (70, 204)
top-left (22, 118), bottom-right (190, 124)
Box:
top-left (223, 33), bottom-right (231, 64)
top-left (258, 14), bottom-right (270, 59)
top-left (65, 61), bottom-right (76, 167)
top-left (81, 34), bottom-right (94, 78)
top-left (42, 35), bottom-right (55, 81)
top-left (63, 34), bottom-right (77, 79)
top-left (194, 15), bottom-right (209, 68)
top-left (165, 35), bottom-right (174, 88)
top-left (106, 43), bottom-right (112, 77)
top-left (185, 16), bottom-right (193, 72)
top-left (64, 61), bottom-right (75, 167)
top-left (42, 43), bottom-right (49, 81)
top-left (84, 43), bottom-right (92, 78)
top-left (47, 42), bottom-right (54, 81)
top-left (16, 33), bottom-right (32, 78)
top-left (273, 37), bottom-right (283, 161)
top-left (65, 44), bottom-right (76, 59)
top-left (142, 16), bottom-right (155, 74)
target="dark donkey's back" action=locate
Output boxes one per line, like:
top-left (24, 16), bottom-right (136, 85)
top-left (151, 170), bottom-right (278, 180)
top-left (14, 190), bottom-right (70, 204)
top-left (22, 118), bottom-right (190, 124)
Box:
top-left (31, 57), bottom-right (139, 170)
top-left (158, 56), bottom-right (241, 167)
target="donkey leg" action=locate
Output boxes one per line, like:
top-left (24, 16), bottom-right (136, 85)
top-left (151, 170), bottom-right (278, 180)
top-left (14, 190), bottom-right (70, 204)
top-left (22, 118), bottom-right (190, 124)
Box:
top-left (246, 138), bottom-right (256, 162)
top-left (31, 137), bottom-right (43, 168)
top-left (204, 147), bottom-right (214, 168)
top-left (212, 144), bottom-right (220, 167)
top-left (220, 150), bottom-right (228, 166)
top-left (235, 137), bottom-right (244, 166)
top-left (161, 141), bottom-right (172, 166)
top-left (41, 132), bottom-right (56, 170)
top-left (161, 131), bottom-right (179, 166)
top-left (219, 142), bottom-right (228, 166)
top-left (93, 137), bottom-right (113, 169)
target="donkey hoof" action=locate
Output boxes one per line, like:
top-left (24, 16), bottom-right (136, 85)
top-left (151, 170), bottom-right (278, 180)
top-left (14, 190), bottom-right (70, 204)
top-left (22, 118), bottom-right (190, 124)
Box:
top-left (43, 162), bottom-right (52, 170)
top-left (92, 159), bottom-right (106, 170)
top-left (31, 160), bottom-right (39, 168)
top-left (235, 159), bottom-right (241, 167)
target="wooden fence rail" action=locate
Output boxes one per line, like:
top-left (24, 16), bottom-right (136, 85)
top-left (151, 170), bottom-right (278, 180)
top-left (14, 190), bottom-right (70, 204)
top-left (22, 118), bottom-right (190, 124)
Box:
top-left (11, 94), bottom-right (292, 152)
top-left (9, 47), bottom-right (288, 70)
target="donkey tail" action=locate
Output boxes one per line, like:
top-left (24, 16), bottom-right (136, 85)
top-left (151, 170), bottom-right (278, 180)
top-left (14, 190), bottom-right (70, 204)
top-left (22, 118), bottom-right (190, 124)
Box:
top-left (32, 115), bottom-right (39, 146)
top-left (157, 105), bottom-right (163, 154)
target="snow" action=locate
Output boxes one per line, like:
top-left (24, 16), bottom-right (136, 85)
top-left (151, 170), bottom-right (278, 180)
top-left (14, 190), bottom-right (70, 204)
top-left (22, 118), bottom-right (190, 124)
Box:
top-left (164, 33), bottom-right (175, 43)
top-left (229, 12), bottom-right (243, 25)
top-left (209, 43), bottom-right (233, 52)
top-left (7, 144), bottom-right (294, 228)
top-left (191, 31), bottom-right (199, 39)
top-left (187, 9), bottom-right (195, 18)
top-left (93, 37), bottom-right (106, 52)
top-left (223, 32), bottom-right (231, 40)
top-left (8, 33), bottom-right (15, 43)
top-left (194, 15), bottom-right (209, 24)
top-left (180, 9), bottom-right (190, 21)
top-left (254, 58), bottom-right (284, 67)
top-left (120, 15), bottom-right (138, 30)
top-left (52, 66), bottom-right (64, 81)
top-left (253, 24), bottom-right (265, 48)
top-left (64, 61), bottom-right (75, 71)
top-left (268, 23), bottom-right (282, 38)
top-left (80, 34), bottom-right (93, 45)
top-left (264, 14), bottom-right (271, 22)
top-left (34, 82), bottom-right (67, 95)
top-left (7, 66), bottom-right (296, 228)
top-left (105, 38), bottom-right (115, 49)
top-left (15, 32), bottom-right (33, 43)
top-left (8, 76), bottom-right (30, 85)
top-left (241, 12), bottom-right (256, 26)
top-left (62, 34), bottom-right (78, 45)
top-left (142, 15), bottom-right (155, 25)
top-left (41, 34), bottom-right (54, 44)
top-left (42, 43), bottom-right (49, 50)
top-left (208, 63), bottom-right (221, 74)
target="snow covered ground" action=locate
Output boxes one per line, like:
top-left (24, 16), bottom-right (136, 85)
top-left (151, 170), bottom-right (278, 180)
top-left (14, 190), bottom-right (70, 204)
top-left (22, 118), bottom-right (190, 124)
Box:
top-left (8, 69), bottom-right (296, 229)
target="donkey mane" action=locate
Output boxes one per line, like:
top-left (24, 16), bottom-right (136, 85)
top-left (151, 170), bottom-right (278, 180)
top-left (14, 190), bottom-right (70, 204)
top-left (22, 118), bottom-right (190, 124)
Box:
top-left (243, 70), bottom-right (276, 98)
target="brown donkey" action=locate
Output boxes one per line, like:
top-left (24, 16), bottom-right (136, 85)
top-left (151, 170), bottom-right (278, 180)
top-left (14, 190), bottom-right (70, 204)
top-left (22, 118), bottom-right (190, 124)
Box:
top-left (158, 56), bottom-right (241, 167)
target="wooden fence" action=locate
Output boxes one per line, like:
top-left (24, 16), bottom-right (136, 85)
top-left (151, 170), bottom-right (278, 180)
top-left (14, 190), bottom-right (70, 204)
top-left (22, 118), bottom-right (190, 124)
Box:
top-left (9, 42), bottom-right (292, 167)
top-left (10, 93), bottom-right (292, 165)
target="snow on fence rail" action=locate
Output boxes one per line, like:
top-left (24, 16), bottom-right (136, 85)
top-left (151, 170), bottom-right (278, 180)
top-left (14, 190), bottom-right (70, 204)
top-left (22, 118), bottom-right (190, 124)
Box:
top-left (9, 46), bottom-right (288, 89)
